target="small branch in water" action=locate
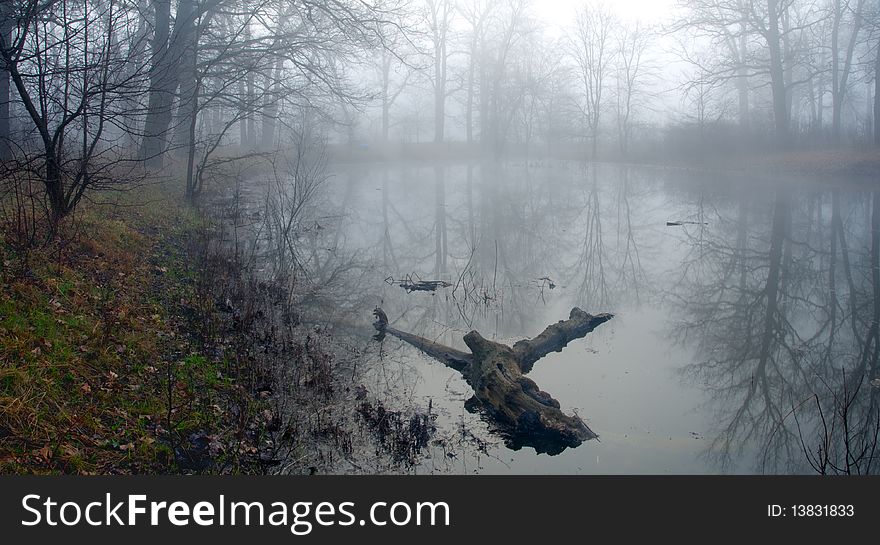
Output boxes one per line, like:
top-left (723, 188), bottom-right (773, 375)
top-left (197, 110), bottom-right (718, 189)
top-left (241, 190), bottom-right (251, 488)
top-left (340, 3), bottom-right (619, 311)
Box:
top-left (537, 277), bottom-right (556, 289)
top-left (666, 220), bottom-right (709, 226)
top-left (385, 274), bottom-right (451, 293)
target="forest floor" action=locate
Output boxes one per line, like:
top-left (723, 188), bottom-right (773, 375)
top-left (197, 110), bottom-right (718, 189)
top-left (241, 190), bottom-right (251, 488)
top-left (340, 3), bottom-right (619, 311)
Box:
top-left (0, 182), bottom-right (360, 474)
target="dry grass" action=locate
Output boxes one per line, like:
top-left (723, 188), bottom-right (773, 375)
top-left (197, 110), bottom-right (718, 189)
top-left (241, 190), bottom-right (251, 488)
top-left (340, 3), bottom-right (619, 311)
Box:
top-left (0, 182), bottom-right (237, 473)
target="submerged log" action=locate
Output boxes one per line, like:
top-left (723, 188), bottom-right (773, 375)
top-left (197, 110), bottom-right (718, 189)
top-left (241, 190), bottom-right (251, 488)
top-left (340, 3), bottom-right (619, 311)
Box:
top-left (373, 307), bottom-right (613, 455)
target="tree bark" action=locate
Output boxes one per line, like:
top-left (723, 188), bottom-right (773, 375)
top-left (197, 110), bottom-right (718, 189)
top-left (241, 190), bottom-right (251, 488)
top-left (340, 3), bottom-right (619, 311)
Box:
top-left (479, 51), bottom-right (489, 149)
top-left (433, 34), bottom-right (446, 143)
top-left (373, 307), bottom-right (613, 454)
top-left (261, 57), bottom-right (283, 151)
top-left (140, 0), bottom-right (196, 167)
top-left (465, 37), bottom-right (476, 144)
top-left (381, 52), bottom-right (391, 142)
top-left (0, 4), bottom-right (11, 160)
top-left (246, 68), bottom-right (255, 149)
top-left (875, 33), bottom-right (880, 146)
top-left (831, 0), bottom-right (864, 144)
top-left (766, 0), bottom-right (790, 148)
top-left (174, 6), bottom-right (199, 158)
top-left (736, 29), bottom-right (750, 133)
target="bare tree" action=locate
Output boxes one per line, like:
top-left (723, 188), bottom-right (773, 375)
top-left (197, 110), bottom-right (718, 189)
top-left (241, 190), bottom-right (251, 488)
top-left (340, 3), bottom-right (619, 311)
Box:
top-left (569, 1), bottom-right (615, 159)
top-left (0, 0), bottom-right (151, 231)
top-left (371, 20), bottom-right (420, 142)
top-left (830, 0), bottom-right (866, 143)
top-left (424, 0), bottom-right (454, 144)
top-left (484, 0), bottom-right (530, 157)
top-left (172, 0), bottom-right (397, 201)
top-left (671, 0), bottom-right (756, 132)
top-left (460, 0), bottom-right (494, 145)
top-left (672, 0), bottom-right (829, 147)
top-left (613, 20), bottom-right (653, 157)
top-left (140, 0), bottom-right (206, 167)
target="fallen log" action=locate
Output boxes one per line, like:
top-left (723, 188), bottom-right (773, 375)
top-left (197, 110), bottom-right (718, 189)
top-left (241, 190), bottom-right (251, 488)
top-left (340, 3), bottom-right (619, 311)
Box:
top-left (373, 307), bottom-right (613, 455)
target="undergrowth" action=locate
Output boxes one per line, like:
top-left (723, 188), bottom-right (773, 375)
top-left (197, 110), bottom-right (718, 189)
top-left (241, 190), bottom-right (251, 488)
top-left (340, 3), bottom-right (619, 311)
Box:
top-left (0, 183), bottom-right (276, 473)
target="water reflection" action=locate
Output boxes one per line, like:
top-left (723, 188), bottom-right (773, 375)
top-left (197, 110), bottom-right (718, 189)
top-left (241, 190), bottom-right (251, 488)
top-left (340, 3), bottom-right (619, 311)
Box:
top-left (669, 186), bottom-right (880, 474)
top-left (313, 160), bottom-right (878, 473)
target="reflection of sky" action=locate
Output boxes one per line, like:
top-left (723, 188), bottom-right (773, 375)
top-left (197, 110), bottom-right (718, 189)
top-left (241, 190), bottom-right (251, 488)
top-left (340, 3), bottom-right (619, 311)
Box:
top-left (320, 161), bottom-right (869, 474)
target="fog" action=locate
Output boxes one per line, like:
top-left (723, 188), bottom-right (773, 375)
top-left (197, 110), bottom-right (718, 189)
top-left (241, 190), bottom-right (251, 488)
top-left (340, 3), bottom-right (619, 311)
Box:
top-left (1, 0), bottom-right (879, 474)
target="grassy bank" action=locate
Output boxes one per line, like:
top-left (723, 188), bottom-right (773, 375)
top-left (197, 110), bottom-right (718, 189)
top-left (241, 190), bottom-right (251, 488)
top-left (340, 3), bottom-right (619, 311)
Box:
top-left (0, 184), bottom-right (281, 474)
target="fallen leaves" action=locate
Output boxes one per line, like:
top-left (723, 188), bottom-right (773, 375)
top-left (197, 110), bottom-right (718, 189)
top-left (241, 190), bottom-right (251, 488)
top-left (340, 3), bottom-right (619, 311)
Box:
top-left (35, 445), bottom-right (52, 462)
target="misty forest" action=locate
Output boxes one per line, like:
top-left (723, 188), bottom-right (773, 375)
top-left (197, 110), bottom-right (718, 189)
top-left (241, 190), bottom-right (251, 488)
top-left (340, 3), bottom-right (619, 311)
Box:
top-left (1, 0), bottom-right (880, 475)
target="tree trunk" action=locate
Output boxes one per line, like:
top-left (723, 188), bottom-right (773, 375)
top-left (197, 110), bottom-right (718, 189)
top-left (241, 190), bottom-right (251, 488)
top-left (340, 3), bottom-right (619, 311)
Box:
top-left (261, 19), bottom-right (285, 152)
top-left (434, 40), bottom-right (445, 143)
top-left (591, 126), bottom-right (598, 159)
top-left (44, 153), bottom-right (67, 228)
top-left (246, 69), bottom-right (255, 149)
top-left (0, 4), bottom-right (11, 161)
top-left (121, 0), bottom-right (152, 150)
top-left (479, 51), bottom-right (489, 149)
top-left (875, 33), bottom-right (880, 146)
top-left (766, 0), bottom-right (789, 148)
top-left (381, 53), bottom-right (390, 142)
top-left (373, 307), bottom-right (613, 454)
top-left (140, 0), bottom-right (196, 168)
top-left (466, 39), bottom-right (476, 145)
top-left (260, 59), bottom-right (281, 151)
top-left (174, 10), bottom-right (199, 157)
top-left (831, 0), bottom-right (841, 142)
top-left (831, 0), bottom-right (864, 144)
top-left (434, 166), bottom-right (447, 278)
top-left (181, 43), bottom-right (200, 201)
top-left (239, 79), bottom-right (247, 146)
top-left (491, 75), bottom-right (502, 158)
top-left (737, 27), bottom-right (750, 133)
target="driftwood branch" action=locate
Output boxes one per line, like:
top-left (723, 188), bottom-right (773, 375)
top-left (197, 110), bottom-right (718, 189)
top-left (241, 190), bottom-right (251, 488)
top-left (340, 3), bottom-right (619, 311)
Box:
top-left (373, 307), bottom-right (613, 455)
top-left (512, 308), bottom-right (613, 373)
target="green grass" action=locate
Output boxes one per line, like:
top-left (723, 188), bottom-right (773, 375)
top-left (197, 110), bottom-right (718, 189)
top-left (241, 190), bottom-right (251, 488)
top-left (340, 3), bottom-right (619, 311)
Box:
top-left (0, 183), bottom-right (250, 474)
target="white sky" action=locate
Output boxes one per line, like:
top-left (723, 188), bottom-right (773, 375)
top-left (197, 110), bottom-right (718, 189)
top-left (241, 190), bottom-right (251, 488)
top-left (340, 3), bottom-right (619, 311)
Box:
top-left (534, 0), bottom-right (679, 32)
top-left (527, 0), bottom-right (688, 123)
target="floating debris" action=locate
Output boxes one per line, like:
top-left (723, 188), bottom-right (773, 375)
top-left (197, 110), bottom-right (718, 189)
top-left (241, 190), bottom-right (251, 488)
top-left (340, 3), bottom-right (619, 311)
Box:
top-left (385, 274), bottom-right (451, 293)
top-left (537, 276), bottom-right (556, 289)
top-left (666, 220), bottom-right (708, 226)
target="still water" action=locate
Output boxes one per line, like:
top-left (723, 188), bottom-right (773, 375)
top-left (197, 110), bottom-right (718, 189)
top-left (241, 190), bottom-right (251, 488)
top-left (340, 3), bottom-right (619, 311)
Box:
top-left (305, 160), bottom-right (879, 474)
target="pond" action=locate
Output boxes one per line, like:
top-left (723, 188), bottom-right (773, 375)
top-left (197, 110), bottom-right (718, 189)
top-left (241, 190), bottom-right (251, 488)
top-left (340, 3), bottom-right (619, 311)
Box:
top-left (304, 160), bottom-right (879, 475)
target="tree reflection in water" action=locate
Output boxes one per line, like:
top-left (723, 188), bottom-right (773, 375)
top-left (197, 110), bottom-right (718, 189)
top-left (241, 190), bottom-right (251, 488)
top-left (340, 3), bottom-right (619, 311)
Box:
top-left (670, 186), bottom-right (880, 473)
top-left (274, 160), bottom-right (880, 472)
